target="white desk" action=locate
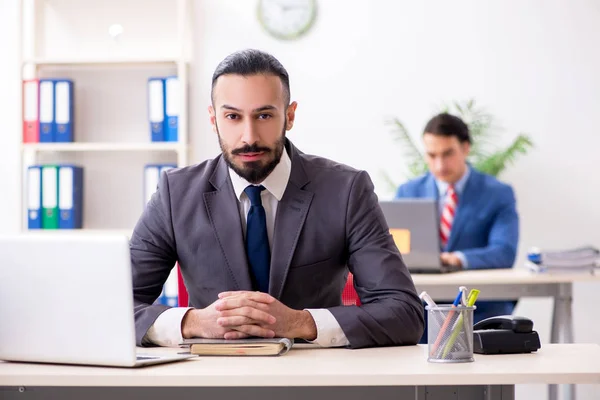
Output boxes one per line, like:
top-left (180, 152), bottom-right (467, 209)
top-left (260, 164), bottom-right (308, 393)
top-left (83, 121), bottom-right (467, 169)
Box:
top-left (412, 268), bottom-right (600, 400)
top-left (1, 344), bottom-right (599, 400)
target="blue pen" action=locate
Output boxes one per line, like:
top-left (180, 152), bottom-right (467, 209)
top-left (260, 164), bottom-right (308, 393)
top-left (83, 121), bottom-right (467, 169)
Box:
top-left (452, 289), bottom-right (463, 306)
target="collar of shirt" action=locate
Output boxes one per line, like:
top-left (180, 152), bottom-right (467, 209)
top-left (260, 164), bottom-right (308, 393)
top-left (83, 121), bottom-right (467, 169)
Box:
top-left (435, 165), bottom-right (471, 197)
top-left (228, 147), bottom-right (292, 201)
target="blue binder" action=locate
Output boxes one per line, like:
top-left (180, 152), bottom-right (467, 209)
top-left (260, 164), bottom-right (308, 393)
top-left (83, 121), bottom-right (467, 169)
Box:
top-left (58, 164), bottom-right (84, 229)
top-left (148, 77), bottom-right (166, 142)
top-left (27, 165), bottom-right (43, 229)
top-left (159, 164), bottom-right (177, 179)
top-left (157, 268), bottom-right (179, 307)
top-left (144, 164), bottom-right (176, 208)
top-left (54, 79), bottom-right (74, 142)
top-left (165, 76), bottom-right (179, 142)
top-left (163, 268), bottom-right (179, 307)
top-left (143, 164), bottom-right (161, 207)
top-left (39, 79), bottom-right (55, 142)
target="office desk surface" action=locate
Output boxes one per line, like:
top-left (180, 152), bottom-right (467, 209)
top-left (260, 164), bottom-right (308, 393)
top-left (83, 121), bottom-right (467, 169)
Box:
top-left (1, 344), bottom-right (599, 387)
top-left (411, 268), bottom-right (600, 285)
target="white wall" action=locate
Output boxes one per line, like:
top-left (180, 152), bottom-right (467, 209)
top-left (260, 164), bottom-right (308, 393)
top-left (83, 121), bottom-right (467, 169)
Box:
top-left (0, 1), bottom-right (599, 398)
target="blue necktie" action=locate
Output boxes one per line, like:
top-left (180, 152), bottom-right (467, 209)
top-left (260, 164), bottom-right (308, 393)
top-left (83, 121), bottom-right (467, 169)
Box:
top-left (244, 185), bottom-right (270, 293)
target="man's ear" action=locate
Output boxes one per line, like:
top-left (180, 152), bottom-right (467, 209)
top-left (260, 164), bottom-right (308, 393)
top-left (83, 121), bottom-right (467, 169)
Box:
top-left (208, 105), bottom-right (217, 134)
top-left (285, 101), bottom-right (298, 131)
top-left (462, 141), bottom-right (471, 156)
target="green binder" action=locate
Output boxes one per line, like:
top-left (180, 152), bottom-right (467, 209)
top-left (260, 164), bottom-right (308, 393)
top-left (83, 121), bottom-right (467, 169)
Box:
top-left (42, 165), bottom-right (59, 229)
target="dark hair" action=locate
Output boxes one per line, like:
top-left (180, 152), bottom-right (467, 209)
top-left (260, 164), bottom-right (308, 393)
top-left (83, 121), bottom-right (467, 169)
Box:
top-left (423, 113), bottom-right (471, 144)
top-left (211, 49), bottom-right (290, 106)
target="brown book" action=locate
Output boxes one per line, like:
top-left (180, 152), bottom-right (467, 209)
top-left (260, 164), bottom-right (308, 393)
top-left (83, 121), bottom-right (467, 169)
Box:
top-left (180, 338), bottom-right (293, 356)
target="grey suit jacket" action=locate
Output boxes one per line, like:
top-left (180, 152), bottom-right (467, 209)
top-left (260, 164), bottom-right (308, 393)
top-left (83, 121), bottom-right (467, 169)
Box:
top-left (131, 140), bottom-right (424, 348)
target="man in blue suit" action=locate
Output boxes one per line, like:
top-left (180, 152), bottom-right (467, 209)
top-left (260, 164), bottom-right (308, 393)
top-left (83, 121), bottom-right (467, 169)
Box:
top-left (395, 113), bottom-right (519, 332)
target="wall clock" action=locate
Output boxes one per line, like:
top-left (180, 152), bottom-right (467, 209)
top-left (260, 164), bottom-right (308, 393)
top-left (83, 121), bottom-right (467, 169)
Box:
top-left (257, 0), bottom-right (318, 40)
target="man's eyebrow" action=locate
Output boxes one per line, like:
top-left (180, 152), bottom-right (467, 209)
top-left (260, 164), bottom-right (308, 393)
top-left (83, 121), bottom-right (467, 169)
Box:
top-left (253, 105), bottom-right (277, 113)
top-left (221, 104), bottom-right (241, 111)
top-left (220, 105), bottom-right (277, 112)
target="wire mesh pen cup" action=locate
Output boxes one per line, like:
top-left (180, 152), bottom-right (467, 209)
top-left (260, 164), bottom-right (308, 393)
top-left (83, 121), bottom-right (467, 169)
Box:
top-left (426, 305), bottom-right (476, 363)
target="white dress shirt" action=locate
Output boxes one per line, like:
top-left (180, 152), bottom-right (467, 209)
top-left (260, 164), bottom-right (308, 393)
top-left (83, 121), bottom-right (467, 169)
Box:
top-left (146, 149), bottom-right (350, 347)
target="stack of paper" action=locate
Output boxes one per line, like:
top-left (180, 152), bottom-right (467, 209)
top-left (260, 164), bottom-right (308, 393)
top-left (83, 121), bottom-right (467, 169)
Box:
top-left (526, 246), bottom-right (599, 274)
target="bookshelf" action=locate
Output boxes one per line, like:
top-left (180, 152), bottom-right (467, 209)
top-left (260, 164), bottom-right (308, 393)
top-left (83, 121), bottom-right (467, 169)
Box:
top-left (19, 0), bottom-right (192, 233)
top-left (22, 142), bottom-right (186, 153)
top-left (23, 57), bottom-right (185, 67)
top-left (21, 229), bottom-right (132, 237)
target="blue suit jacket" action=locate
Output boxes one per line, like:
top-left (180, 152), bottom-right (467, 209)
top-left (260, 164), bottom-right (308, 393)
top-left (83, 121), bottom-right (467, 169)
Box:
top-left (395, 168), bottom-right (519, 321)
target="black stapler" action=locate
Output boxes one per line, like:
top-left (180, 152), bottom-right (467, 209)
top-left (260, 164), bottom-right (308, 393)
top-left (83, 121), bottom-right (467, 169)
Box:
top-left (473, 315), bottom-right (541, 354)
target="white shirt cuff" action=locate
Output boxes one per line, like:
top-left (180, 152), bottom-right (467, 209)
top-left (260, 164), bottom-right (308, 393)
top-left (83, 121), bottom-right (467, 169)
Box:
top-left (454, 251), bottom-right (469, 268)
top-left (305, 309), bottom-right (350, 347)
top-left (145, 307), bottom-right (192, 347)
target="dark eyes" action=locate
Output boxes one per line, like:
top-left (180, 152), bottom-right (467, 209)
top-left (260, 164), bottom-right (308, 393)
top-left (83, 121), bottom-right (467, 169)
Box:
top-left (224, 113), bottom-right (272, 120)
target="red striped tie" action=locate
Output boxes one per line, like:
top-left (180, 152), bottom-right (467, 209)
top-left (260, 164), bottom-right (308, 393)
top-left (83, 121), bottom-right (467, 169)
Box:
top-left (440, 185), bottom-right (458, 248)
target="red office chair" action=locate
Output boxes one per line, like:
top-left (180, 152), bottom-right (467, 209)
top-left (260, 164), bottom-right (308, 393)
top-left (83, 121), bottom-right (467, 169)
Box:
top-left (178, 268), bottom-right (361, 307)
top-left (342, 272), bottom-right (361, 306)
top-left (177, 265), bottom-right (189, 307)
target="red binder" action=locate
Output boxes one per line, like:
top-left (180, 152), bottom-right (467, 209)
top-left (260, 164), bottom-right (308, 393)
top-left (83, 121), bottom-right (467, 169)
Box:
top-left (22, 79), bottom-right (39, 143)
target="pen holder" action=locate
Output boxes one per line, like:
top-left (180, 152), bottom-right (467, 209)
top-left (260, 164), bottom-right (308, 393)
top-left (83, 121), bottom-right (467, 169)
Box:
top-left (426, 305), bottom-right (476, 363)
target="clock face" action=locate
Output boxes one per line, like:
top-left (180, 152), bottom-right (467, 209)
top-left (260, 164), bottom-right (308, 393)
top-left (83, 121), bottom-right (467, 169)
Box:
top-left (257, 0), bottom-right (317, 40)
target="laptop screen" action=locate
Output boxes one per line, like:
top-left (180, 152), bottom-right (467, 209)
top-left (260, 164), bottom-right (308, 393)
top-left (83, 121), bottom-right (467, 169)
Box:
top-left (379, 199), bottom-right (442, 271)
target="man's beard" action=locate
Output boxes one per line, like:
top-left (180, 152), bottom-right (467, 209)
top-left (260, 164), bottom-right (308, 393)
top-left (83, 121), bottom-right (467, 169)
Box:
top-left (218, 126), bottom-right (286, 184)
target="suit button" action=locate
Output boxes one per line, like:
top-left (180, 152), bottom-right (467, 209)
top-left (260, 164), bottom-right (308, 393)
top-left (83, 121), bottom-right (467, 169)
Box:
top-left (330, 338), bottom-right (337, 344)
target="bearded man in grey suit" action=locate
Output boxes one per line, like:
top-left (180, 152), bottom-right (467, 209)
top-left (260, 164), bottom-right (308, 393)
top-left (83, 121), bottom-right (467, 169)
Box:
top-left (131, 49), bottom-right (424, 349)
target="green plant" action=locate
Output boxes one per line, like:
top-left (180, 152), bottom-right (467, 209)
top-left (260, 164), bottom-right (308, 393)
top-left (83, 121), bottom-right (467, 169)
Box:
top-left (382, 99), bottom-right (534, 191)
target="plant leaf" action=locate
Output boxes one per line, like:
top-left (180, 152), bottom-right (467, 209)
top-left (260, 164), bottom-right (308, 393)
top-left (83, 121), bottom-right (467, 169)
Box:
top-left (474, 134), bottom-right (534, 176)
top-left (378, 170), bottom-right (400, 194)
top-left (453, 100), bottom-right (464, 115)
top-left (386, 118), bottom-right (427, 177)
top-left (408, 161), bottom-right (429, 177)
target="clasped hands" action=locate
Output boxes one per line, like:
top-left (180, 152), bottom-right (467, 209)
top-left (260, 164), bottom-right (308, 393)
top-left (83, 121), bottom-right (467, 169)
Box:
top-left (182, 291), bottom-right (317, 341)
top-left (440, 252), bottom-right (463, 268)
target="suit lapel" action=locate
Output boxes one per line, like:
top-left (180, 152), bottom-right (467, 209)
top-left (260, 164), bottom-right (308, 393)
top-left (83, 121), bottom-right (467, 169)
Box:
top-left (203, 156), bottom-right (253, 291)
top-left (447, 170), bottom-right (480, 250)
top-left (423, 173), bottom-right (439, 200)
top-left (269, 142), bottom-right (313, 300)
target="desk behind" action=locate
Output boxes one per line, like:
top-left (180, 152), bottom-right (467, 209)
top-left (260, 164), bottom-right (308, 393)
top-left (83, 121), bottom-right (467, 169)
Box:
top-left (411, 268), bottom-right (600, 287)
top-left (411, 268), bottom-right (600, 300)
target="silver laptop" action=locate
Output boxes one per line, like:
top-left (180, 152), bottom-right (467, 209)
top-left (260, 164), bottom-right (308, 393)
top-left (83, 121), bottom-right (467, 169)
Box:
top-left (0, 234), bottom-right (194, 367)
top-left (379, 199), bottom-right (446, 273)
